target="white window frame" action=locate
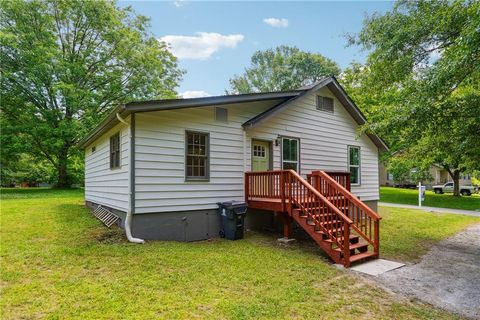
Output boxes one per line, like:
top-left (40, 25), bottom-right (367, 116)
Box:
top-left (281, 137), bottom-right (300, 172)
top-left (348, 146), bottom-right (361, 186)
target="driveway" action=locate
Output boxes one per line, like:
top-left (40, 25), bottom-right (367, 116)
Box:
top-left (379, 202), bottom-right (480, 217)
top-left (376, 223), bottom-right (480, 319)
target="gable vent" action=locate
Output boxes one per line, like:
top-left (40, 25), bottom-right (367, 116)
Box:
top-left (316, 96), bottom-right (334, 113)
top-left (215, 107), bottom-right (228, 122)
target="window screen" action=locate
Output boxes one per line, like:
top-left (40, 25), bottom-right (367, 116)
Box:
top-left (186, 131), bottom-right (209, 180)
top-left (348, 146), bottom-right (360, 185)
top-left (282, 137), bottom-right (299, 172)
top-left (110, 133), bottom-right (120, 169)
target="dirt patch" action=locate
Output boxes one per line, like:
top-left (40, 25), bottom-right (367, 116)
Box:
top-left (376, 223), bottom-right (480, 319)
top-left (90, 226), bottom-right (126, 244)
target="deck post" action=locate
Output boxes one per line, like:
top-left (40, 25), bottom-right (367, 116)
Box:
top-left (282, 213), bottom-right (293, 239)
top-left (244, 172), bottom-right (249, 203)
top-left (343, 222), bottom-right (351, 267)
top-left (374, 220), bottom-right (380, 257)
top-left (280, 171), bottom-right (286, 212)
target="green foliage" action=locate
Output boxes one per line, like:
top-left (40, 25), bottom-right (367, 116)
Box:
top-left (0, 0), bottom-right (183, 186)
top-left (0, 154), bottom-right (54, 187)
top-left (386, 154), bottom-right (431, 184)
top-left (347, 0), bottom-right (480, 195)
top-left (472, 171), bottom-right (480, 186)
top-left (0, 189), bottom-right (460, 319)
top-left (228, 45), bottom-right (341, 94)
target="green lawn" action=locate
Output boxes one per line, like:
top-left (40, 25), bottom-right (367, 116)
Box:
top-left (1, 189), bottom-right (473, 319)
top-left (379, 206), bottom-right (480, 262)
top-left (380, 186), bottom-right (480, 211)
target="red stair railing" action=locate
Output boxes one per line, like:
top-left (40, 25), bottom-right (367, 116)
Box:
top-left (245, 170), bottom-right (354, 263)
top-left (307, 170), bottom-right (381, 255)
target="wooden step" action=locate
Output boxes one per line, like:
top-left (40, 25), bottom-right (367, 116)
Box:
top-left (333, 242), bottom-right (369, 253)
top-left (314, 226), bottom-right (344, 234)
top-left (296, 210), bottom-right (348, 219)
top-left (324, 234), bottom-right (359, 244)
top-left (349, 251), bottom-right (377, 263)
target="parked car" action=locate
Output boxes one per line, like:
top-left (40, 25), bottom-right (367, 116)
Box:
top-left (432, 182), bottom-right (478, 196)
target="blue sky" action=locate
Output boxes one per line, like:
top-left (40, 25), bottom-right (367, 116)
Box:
top-left (120, 1), bottom-right (394, 97)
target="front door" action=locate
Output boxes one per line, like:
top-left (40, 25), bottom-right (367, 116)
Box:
top-left (252, 140), bottom-right (270, 172)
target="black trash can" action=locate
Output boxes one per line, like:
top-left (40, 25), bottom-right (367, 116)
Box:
top-left (217, 201), bottom-right (248, 240)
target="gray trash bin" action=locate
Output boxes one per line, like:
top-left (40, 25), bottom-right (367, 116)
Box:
top-left (217, 201), bottom-right (248, 240)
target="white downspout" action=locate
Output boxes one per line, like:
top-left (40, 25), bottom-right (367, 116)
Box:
top-left (243, 129), bottom-right (247, 173)
top-left (117, 113), bottom-right (145, 244)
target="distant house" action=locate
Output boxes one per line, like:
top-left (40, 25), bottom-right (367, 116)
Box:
top-left (379, 162), bottom-right (472, 188)
top-left (78, 77), bottom-right (387, 267)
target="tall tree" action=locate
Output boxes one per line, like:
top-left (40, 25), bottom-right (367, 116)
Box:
top-left (347, 0), bottom-right (480, 195)
top-left (228, 45), bottom-right (340, 94)
top-left (1, 0), bottom-right (183, 187)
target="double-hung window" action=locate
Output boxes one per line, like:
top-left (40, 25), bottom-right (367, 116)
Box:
top-left (185, 131), bottom-right (209, 180)
top-left (348, 146), bottom-right (360, 185)
top-left (110, 133), bottom-right (121, 169)
top-left (282, 137), bottom-right (299, 172)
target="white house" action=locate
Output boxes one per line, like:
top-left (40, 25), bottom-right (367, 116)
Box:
top-left (78, 77), bottom-right (387, 252)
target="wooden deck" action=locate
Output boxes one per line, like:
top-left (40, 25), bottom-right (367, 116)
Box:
top-left (248, 197), bottom-right (288, 211)
top-left (245, 170), bottom-right (381, 267)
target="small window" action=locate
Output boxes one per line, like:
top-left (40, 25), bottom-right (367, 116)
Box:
top-left (91, 146), bottom-right (96, 153)
top-left (253, 144), bottom-right (266, 158)
top-left (348, 146), bottom-right (360, 185)
top-left (316, 96), bottom-right (334, 112)
top-left (110, 133), bottom-right (120, 169)
top-left (215, 107), bottom-right (228, 122)
top-left (282, 137), bottom-right (299, 172)
top-left (185, 131), bottom-right (209, 180)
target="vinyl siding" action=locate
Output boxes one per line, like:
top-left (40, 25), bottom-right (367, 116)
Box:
top-left (247, 87), bottom-right (380, 200)
top-left (133, 87), bottom-right (379, 214)
top-left (84, 120), bottom-right (130, 211)
top-left (134, 103), bottom-right (267, 214)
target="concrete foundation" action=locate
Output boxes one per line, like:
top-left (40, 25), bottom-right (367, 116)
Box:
top-left (363, 200), bottom-right (378, 212)
top-left (85, 200), bottom-right (379, 241)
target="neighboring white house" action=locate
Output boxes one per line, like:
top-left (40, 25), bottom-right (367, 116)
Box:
top-left (78, 77), bottom-right (387, 242)
top-left (379, 162), bottom-right (473, 188)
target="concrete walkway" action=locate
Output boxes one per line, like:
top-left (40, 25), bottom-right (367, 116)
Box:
top-left (379, 202), bottom-right (480, 217)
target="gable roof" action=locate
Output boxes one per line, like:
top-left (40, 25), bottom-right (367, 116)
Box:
top-left (242, 76), bottom-right (388, 151)
top-left (77, 76), bottom-right (388, 151)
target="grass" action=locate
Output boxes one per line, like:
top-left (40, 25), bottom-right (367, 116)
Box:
top-left (0, 188), bottom-right (470, 319)
top-left (379, 206), bottom-right (480, 262)
top-left (380, 187), bottom-right (480, 211)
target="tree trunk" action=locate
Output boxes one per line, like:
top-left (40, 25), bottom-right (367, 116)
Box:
top-left (452, 170), bottom-right (460, 196)
top-left (56, 152), bottom-right (69, 188)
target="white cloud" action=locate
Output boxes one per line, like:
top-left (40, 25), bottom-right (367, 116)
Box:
top-left (173, 0), bottom-right (184, 8)
top-left (159, 32), bottom-right (244, 60)
top-left (263, 18), bottom-right (289, 28)
top-left (181, 90), bottom-right (211, 98)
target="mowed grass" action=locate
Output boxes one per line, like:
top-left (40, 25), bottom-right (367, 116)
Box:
top-left (380, 187), bottom-right (480, 211)
top-left (0, 189), bottom-right (464, 320)
top-left (379, 206), bottom-right (480, 262)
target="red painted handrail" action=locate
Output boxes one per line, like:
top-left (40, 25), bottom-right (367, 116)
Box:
top-left (308, 170), bottom-right (380, 253)
top-left (245, 170), bottom-right (353, 254)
